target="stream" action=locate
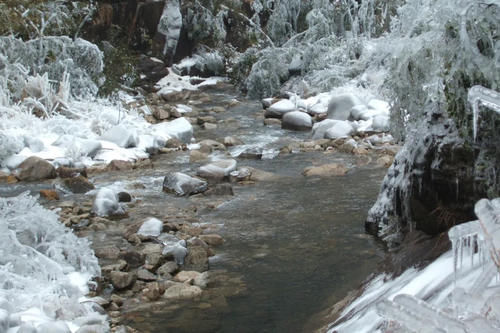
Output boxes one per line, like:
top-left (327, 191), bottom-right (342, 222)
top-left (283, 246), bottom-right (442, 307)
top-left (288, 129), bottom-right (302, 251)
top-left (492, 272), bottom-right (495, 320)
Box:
top-left (0, 84), bottom-right (388, 333)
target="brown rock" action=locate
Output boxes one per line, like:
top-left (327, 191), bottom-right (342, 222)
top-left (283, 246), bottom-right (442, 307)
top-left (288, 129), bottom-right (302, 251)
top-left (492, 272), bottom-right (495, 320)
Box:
top-left (143, 282), bottom-right (165, 301)
top-left (197, 116), bottom-right (216, 125)
top-left (40, 189), bottom-right (59, 201)
top-left (107, 160), bottom-right (133, 171)
top-left (376, 155), bottom-right (394, 168)
top-left (173, 271), bottom-right (201, 283)
top-left (303, 163), bottom-right (349, 177)
top-left (17, 156), bottom-right (56, 181)
top-left (184, 245), bottom-right (209, 272)
top-left (64, 176), bottom-right (95, 194)
top-left (110, 271), bottom-right (137, 290)
top-left (163, 283), bottom-right (202, 300)
top-left (223, 136), bottom-right (244, 146)
top-left (119, 250), bottom-right (145, 269)
top-left (95, 246), bottom-right (120, 260)
top-left (157, 262), bottom-right (178, 278)
top-left (199, 234), bottom-right (224, 247)
top-left (189, 150), bottom-right (209, 163)
top-left (57, 166), bottom-right (87, 178)
top-left (203, 123), bottom-right (217, 130)
top-left (0, 171), bottom-right (9, 183)
top-left (137, 269), bottom-right (157, 282)
top-left (152, 107), bottom-right (170, 120)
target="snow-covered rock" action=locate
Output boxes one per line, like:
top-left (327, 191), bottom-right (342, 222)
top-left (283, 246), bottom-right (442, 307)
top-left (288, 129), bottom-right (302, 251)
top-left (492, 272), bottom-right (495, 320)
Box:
top-left (92, 188), bottom-right (124, 216)
top-left (327, 94), bottom-right (363, 120)
top-left (325, 121), bottom-right (355, 139)
top-left (265, 99), bottom-right (296, 118)
top-left (372, 115), bottom-right (390, 132)
top-left (153, 117), bottom-right (193, 143)
top-left (162, 239), bottom-right (188, 265)
top-left (162, 172), bottom-right (208, 196)
top-left (282, 111), bottom-right (313, 131)
top-left (100, 125), bottom-right (138, 148)
top-left (197, 159), bottom-right (237, 180)
top-left (312, 119), bottom-right (337, 139)
top-left (137, 217), bottom-right (163, 237)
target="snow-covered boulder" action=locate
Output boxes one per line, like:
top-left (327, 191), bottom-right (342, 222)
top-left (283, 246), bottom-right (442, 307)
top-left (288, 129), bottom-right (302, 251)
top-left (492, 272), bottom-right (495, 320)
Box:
top-left (282, 111), bottom-right (312, 131)
top-left (162, 172), bottom-right (208, 196)
top-left (162, 239), bottom-right (188, 265)
top-left (327, 94), bottom-right (363, 120)
top-left (372, 115), bottom-right (390, 132)
top-left (325, 121), bottom-right (355, 139)
top-left (137, 217), bottom-right (163, 237)
top-left (153, 117), bottom-right (193, 143)
top-left (100, 125), bottom-right (138, 148)
top-left (53, 135), bottom-right (102, 158)
top-left (312, 119), bottom-right (337, 139)
top-left (265, 99), bottom-right (296, 118)
top-left (197, 159), bottom-right (237, 180)
top-left (92, 188), bottom-right (124, 216)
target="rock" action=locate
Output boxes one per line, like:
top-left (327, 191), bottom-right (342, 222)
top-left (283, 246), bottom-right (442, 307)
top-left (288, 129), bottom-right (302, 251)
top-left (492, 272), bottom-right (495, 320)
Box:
top-left (199, 234), bottom-right (224, 247)
top-left (248, 167), bottom-right (279, 182)
top-left (118, 192), bottom-right (132, 202)
top-left (338, 138), bottom-right (358, 153)
top-left (157, 262), bottom-right (179, 278)
top-left (327, 94), bottom-right (363, 120)
top-left (376, 155), bottom-right (394, 168)
top-left (264, 118), bottom-right (282, 126)
top-left (162, 240), bottom-right (188, 265)
top-left (0, 171), bottom-right (9, 183)
top-left (323, 121), bottom-right (354, 139)
top-left (204, 183), bottom-right (234, 196)
top-left (94, 246), bottom-right (120, 260)
top-left (262, 98), bottom-right (275, 108)
top-left (6, 175), bottom-right (18, 184)
top-left (173, 271), bottom-right (201, 283)
top-left (281, 111), bottom-right (312, 131)
top-left (137, 217), bottom-right (163, 237)
top-left (303, 163), bottom-right (349, 177)
top-left (197, 116), bottom-right (217, 125)
top-left (153, 107), bottom-right (170, 120)
top-left (143, 282), bottom-right (165, 301)
top-left (163, 283), bottom-right (202, 300)
top-left (165, 137), bottom-right (184, 149)
top-left (229, 167), bottom-right (252, 182)
top-left (223, 136), bottom-right (244, 146)
top-left (100, 125), bottom-right (137, 148)
top-left (184, 245), bottom-right (209, 272)
top-left (265, 99), bottom-right (296, 118)
top-left (162, 172), bottom-right (208, 196)
top-left (110, 271), bottom-right (137, 290)
top-left (16, 156), bottom-right (56, 181)
top-left (40, 189), bottom-right (59, 200)
top-left (119, 250), bottom-right (145, 269)
top-left (137, 269), bottom-right (157, 282)
top-left (203, 123), bottom-right (217, 130)
top-left (372, 114), bottom-right (390, 132)
top-left (311, 119), bottom-right (335, 139)
top-left (64, 176), bottom-right (95, 194)
top-left (37, 321), bottom-right (71, 333)
top-left (198, 139), bottom-right (226, 152)
top-left (238, 147), bottom-right (263, 159)
top-left (193, 271), bottom-right (210, 289)
top-left (153, 117), bottom-right (193, 143)
top-left (57, 166), bottom-right (87, 178)
top-left (189, 150), bottom-right (209, 163)
top-left (197, 159), bottom-right (237, 181)
top-left (107, 160), bottom-right (133, 171)
top-left (93, 188), bottom-right (124, 217)
top-left (76, 324), bottom-right (108, 333)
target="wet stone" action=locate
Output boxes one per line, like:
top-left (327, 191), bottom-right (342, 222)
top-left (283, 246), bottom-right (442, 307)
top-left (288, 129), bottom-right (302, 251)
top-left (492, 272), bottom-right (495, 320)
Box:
top-left (40, 189), bottom-right (59, 201)
top-left (64, 176), bottom-right (95, 194)
top-left (110, 271), bottom-right (137, 290)
top-left (119, 251), bottom-right (145, 269)
top-left (118, 192), bottom-right (132, 202)
top-left (184, 245), bottom-right (209, 272)
top-left (137, 269), bottom-right (157, 282)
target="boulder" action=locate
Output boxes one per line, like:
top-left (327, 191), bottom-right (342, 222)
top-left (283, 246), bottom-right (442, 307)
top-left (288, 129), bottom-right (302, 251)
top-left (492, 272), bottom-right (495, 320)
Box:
top-left (153, 117), bottom-right (193, 143)
top-left (157, 261), bottom-right (179, 278)
top-left (324, 121), bottom-right (354, 139)
top-left (189, 150), bottom-right (209, 163)
top-left (281, 111), bottom-right (313, 131)
top-left (223, 136), bottom-right (244, 146)
top-left (265, 99), bottom-right (296, 118)
top-left (184, 245), bottom-right (209, 272)
top-left (327, 94), bottom-right (363, 120)
top-left (163, 283), bottom-right (202, 300)
top-left (110, 271), bottom-right (137, 290)
top-left (199, 234), bottom-right (224, 247)
top-left (162, 240), bottom-right (188, 265)
top-left (197, 159), bottom-right (237, 181)
top-left (16, 156), bottom-right (56, 181)
top-left (40, 189), bottom-right (59, 200)
top-left (137, 217), bottom-right (163, 237)
top-left (64, 176), bottom-right (95, 194)
top-left (303, 163), bottom-right (349, 177)
top-left (162, 172), bottom-right (208, 196)
top-left (106, 160), bottom-right (133, 171)
top-left (93, 188), bottom-right (124, 217)
top-left (312, 119), bottom-right (337, 139)
top-left (100, 125), bottom-right (137, 148)
top-left (372, 115), bottom-right (390, 132)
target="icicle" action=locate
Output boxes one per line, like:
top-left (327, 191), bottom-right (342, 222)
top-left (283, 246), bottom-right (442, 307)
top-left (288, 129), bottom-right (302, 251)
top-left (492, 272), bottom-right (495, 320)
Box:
top-left (468, 86), bottom-right (500, 141)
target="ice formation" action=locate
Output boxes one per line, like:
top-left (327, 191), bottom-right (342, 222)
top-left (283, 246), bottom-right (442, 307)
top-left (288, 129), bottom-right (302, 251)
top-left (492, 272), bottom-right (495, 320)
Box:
top-left (329, 198), bottom-right (500, 332)
top-left (0, 193), bottom-right (105, 331)
top-left (468, 86), bottom-right (500, 141)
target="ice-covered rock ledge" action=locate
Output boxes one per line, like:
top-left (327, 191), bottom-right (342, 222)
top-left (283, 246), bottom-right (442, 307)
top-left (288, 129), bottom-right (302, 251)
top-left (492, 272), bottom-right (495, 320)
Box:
top-left (329, 198), bottom-right (500, 333)
top-left (0, 193), bottom-right (107, 332)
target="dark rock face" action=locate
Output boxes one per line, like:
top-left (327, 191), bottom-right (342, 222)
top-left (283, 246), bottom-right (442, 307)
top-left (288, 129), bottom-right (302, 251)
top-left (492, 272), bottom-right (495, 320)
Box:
top-left (366, 104), bottom-right (499, 248)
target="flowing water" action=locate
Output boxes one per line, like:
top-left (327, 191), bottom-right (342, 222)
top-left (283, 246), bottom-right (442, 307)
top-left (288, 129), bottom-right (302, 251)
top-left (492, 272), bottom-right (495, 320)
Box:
top-left (0, 85), bottom-right (387, 332)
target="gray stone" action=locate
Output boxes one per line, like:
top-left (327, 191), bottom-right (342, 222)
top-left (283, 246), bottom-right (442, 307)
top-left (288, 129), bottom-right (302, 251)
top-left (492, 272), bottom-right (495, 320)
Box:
top-left (197, 159), bottom-right (237, 181)
top-left (199, 234), bottom-right (224, 247)
top-left (223, 136), bottom-right (244, 146)
top-left (110, 271), bottom-right (137, 290)
top-left (16, 156), bottom-right (56, 181)
top-left (204, 183), bottom-right (234, 196)
top-left (137, 269), bottom-right (157, 282)
top-left (157, 261), bottom-right (179, 278)
top-left (163, 172), bottom-right (208, 196)
top-left (184, 245), bottom-right (209, 272)
top-left (163, 283), bottom-right (202, 300)
top-left (281, 111), bottom-right (313, 131)
top-left (198, 139), bottom-right (226, 152)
